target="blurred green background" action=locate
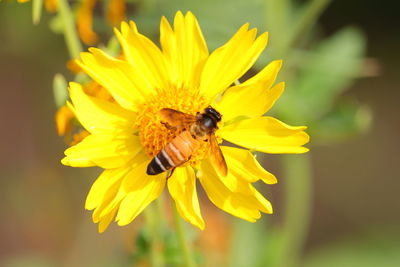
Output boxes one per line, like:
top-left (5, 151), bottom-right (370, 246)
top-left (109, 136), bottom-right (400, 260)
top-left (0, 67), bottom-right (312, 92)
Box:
top-left (0, 0), bottom-right (399, 266)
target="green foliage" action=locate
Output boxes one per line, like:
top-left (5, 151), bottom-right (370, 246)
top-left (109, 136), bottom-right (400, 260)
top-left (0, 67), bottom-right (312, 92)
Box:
top-left (130, 223), bottom-right (197, 266)
top-left (304, 228), bottom-right (400, 267)
top-left (309, 101), bottom-right (372, 144)
top-left (229, 218), bottom-right (268, 267)
top-left (53, 73), bottom-right (68, 108)
top-left (276, 27), bottom-right (366, 122)
top-left (274, 27), bottom-right (371, 143)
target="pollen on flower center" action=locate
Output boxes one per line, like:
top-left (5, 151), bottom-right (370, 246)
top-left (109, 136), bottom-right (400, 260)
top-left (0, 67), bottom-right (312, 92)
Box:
top-left (136, 86), bottom-right (211, 167)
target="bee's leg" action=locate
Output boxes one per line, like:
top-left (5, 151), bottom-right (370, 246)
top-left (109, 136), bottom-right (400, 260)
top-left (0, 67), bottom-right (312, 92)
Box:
top-left (161, 121), bottom-right (177, 130)
top-left (166, 167), bottom-right (176, 179)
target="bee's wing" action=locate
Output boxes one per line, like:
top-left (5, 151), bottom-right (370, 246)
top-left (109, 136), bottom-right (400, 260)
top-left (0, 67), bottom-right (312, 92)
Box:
top-left (209, 134), bottom-right (228, 177)
top-left (159, 108), bottom-right (197, 128)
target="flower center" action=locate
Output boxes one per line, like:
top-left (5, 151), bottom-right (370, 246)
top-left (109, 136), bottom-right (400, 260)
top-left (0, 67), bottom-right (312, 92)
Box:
top-left (136, 86), bottom-right (211, 167)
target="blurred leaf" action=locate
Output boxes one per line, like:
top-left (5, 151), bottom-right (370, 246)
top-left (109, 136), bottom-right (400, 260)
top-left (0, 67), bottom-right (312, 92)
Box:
top-left (304, 227), bottom-right (400, 267)
top-left (163, 228), bottom-right (182, 266)
top-left (309, 100), bottom-right (372, 144)
top-left (276, 26), bottom-right (366, 123)
top-left (131, 228), bottom-right (150, 263)
top-left (130, 222), bottom-right (188, 266)
top-left (32, 0), bottom-right (43, 25)
top-left (53, 73), bottom-right (68, 107)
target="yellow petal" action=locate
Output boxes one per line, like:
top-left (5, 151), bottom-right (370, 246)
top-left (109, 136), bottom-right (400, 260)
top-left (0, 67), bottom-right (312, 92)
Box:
top-left (88, 152), bottom-right (148, 224)
top-left (160, 11), bottom-right (208, 89)
top-left (92, 178), bottom-right (122, 223)
top-left (68, 82), bottom-right (135, 134)
top-left (114, 21), bottom-right (170, 91)
top-left (220, 116), bottom-right (310, 154)
top-left (77, 48), bottom-right (149, 111)
top-left (254, 190), bottom-right (273, 214)
top-left (199, 160), bottom-right (272, 222)
top-left (85, 166), bottom-right (132, 211)
top-left (221, 146), bottom-right (277, 184)
top-left (62, 134), bottom-right (142, 168)
top-left (199, 24), bottom-right (268, 100)
top-left (168, 166), bottom-right (204, 230)
top-left (241, 59), bottom-right (283, 86)
top-left (70, 131), bottom-right (90, 146)
top-left (116, 160), bottom-right (166, 226)
top-left (87, 166), bottom-right (129, 233)
top-left (98, 206), bottom-right (118, 233)
top-left (216, 61), bottom-right (284, 122)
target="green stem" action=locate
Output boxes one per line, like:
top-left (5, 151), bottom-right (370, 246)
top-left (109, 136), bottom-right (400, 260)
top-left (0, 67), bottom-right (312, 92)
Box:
top-left (144, 198), bottom-right (165, 267)
top-left (277, 153), bottom-right (313, 267)
top-left (57, 0), bottom-right (83, 59)
top-left (173, 205), bottom-right (196, 267)
top-left (279, 0), bottom-right (331, 57)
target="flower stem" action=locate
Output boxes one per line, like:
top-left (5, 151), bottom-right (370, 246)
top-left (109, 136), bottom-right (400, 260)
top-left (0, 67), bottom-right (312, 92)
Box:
top-left (57, 0), bottom-right (83, 59)
top-left (277, 153), bottom-right (313, 267)
top-left (32, 0), bottom-right (43, 25)
top-left (144, 198), bottom-right (165, 267)
top-left (173, 204), bottom-right (196, 267)
top-left (278, 0), bottom-right (331, 57)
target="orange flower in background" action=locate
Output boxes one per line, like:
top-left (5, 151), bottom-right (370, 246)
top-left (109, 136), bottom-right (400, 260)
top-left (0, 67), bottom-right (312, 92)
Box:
top-left (44, 0), bottom-right (57, 13)
top-left (55, 105), bottom-right (75, 137)
top-left (77, 0), bottom-right (99, 45)
top-left (107, 0), bottom-right (126, 26)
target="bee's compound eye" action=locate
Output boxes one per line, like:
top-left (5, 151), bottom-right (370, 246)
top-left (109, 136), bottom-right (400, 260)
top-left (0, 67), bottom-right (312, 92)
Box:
top-left (207, 108), bottom-right (221, 121)
top-left (205, 107), bottom-right (212, 113)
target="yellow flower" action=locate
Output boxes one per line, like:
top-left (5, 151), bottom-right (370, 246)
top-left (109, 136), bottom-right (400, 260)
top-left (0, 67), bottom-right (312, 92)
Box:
top-left (61, 11), bottom-right (309, 232)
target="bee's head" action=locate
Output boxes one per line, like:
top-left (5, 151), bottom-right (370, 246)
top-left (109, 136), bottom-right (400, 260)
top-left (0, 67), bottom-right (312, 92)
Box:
top-left (204, 106), bottom-right (222, 122)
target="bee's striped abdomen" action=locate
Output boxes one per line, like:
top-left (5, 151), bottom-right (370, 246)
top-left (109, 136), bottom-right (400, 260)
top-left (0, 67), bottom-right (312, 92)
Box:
top-left (147, 131), bottom-right (199, 175)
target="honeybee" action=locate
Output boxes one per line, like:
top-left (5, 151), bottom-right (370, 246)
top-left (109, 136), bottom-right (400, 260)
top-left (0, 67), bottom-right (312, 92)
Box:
top-left (146, 106), bottom-right (228, 177)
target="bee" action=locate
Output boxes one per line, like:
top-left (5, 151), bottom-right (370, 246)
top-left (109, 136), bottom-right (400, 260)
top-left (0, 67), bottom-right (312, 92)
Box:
top-left (146, 106), bottom-right (228, 177)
